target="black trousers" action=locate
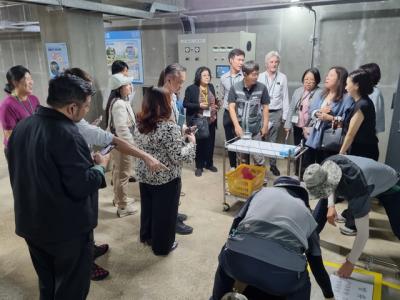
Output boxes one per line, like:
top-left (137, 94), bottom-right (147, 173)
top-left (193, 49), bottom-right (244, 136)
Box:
top-left (195, 121), bottom-right (216, 169)
top-left (349, 142), bottom-right (379, 161)
top-left (211, 247), bottom-right (311, 300)
top-left (293, 126), bottom-right (305, 176)
top-left (303, 147), bottom-right (337, 172)
top-left (139, 178), bottom-right (181, 255)
top-left (223, 110), bottom-right (237, 168)
top-left (25, 231), bottom-right (93, 300)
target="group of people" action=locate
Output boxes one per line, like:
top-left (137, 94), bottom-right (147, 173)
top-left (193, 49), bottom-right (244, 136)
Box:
top-left (0, 62), bottom-right (197, 298)
top-left (0, 46), bottom-right (397, 300)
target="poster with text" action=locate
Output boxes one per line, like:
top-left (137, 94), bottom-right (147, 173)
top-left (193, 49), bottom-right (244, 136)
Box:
top-left (105, 30), bottom-right (144, 84)
top-left (45, 43), bottom-right (70, 79)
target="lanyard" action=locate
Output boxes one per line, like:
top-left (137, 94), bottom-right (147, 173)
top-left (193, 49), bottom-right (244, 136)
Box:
top-left (14, 95), bottom-right (34, 115)
top-left (295, 89), bottom-right (315, 111)
top-left (265, 73), bottom-right (278, 95)
top-left (200, 87), bottom-right (208, 105)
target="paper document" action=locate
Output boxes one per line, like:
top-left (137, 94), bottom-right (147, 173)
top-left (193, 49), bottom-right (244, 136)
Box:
top-left (330, 274), bottom-right (373, 300)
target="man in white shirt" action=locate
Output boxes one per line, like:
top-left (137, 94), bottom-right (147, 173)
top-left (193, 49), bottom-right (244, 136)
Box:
top-left (220, 49), bottom-right (245, 169)
top-left (258, 51), bottom-right (289, 176)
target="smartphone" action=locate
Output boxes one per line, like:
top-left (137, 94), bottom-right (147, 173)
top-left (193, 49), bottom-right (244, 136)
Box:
top-left (100, 144), bottom-right (116, 155)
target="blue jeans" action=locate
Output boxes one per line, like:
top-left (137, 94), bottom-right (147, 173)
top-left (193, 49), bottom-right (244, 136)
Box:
top-left (211, 247), bottom-right (311, 300)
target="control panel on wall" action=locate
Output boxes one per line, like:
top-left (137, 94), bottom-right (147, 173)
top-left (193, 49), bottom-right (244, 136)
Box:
top-left (178, 34), bottom-right (208, 94)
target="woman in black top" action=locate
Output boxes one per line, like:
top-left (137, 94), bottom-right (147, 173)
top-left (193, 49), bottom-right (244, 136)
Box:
top-left (340, 69), bottom-right (379, 160)
top-left (184, 66), bottom-right (219, 177)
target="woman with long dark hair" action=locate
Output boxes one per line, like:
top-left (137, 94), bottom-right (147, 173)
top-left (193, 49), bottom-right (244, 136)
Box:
top-left (0, 65), bottom-right (40, 159)
top-left (304, 66), bottom-right (353, 166)
top-left (135, 87), bottom-right (195, 255)
top-left (184, 66), bottom-right (219, 177)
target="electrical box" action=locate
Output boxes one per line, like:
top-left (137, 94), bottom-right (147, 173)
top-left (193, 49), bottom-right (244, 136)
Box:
top-left (178, 32), bottom-right (256, 99)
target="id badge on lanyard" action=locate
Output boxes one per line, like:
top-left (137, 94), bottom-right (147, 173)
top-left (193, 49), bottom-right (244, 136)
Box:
top-left (291, 114), bottom-right (299, 124)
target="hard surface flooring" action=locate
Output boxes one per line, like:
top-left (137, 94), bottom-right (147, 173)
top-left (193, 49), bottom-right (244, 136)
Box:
top-left (1, 146), bottom-right (400, 299)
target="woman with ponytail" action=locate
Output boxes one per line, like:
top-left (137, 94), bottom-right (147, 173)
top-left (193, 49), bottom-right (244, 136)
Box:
top-left (0, 65), bottom-right (40, 159)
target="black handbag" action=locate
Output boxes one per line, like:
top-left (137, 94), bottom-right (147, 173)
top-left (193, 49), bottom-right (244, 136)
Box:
top-left (192, 116), bottom-right (210, 139)
top-left (320, 125), bottom-right (343, 152)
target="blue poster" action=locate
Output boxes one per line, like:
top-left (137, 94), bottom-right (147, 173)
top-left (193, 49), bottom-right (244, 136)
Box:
top-left (105, 30), bottom-right (144, 84)
top-left (45, 43), bottom-right (70, 79)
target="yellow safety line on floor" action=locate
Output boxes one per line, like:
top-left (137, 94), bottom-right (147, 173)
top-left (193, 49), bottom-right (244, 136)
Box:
top-left (381, 280), bottom-right (400, 291)
top-left (322, 260), bottom-right (382, 300)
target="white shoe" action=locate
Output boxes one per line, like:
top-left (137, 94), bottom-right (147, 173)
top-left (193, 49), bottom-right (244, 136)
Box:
top-left (335, 213), bottom-right (346, 223)
top-left (229, 167), bottom-right (236, 172)
top-left (340, 225), bottom-right (357, 236)
top-left (117, 204), bottom-right (138, 218)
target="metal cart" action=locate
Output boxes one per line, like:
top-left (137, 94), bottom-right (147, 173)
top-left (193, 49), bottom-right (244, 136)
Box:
top-left (222, 137), bottom-right (308, 211)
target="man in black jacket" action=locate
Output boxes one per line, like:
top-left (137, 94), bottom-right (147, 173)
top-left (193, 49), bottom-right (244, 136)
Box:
top-left (7, 74), bottom-right (109, 300)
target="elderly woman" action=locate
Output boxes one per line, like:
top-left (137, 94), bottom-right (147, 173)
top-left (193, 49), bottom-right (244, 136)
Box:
top-left (285, 68), bottom-right (322, 145)
top-left (135, 87), bottom-right (196, 256)
top-left (0, 65), bottom-right (40, 159)
top-left (158, 63), bottom-right (193, 235)
top-left (304, 66), bottom-right (353, 166)
top-left (340, 69), bottom-right (378, 160)
top-left (184, 66), bottom-right (219, 177)
top-left (105, 73), bottom-right (137, 218)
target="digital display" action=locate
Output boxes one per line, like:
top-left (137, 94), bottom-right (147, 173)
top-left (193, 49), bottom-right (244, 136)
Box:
top-left (216, 65), bottom-right (230, 78)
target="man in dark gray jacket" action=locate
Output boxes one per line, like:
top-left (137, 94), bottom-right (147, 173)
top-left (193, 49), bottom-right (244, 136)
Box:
top-left (7, 74), bottom-right (109, 299)
top-left (211, 177), bottom-right (334, 300)
top-left (304, 155), bottom-right (400, 278)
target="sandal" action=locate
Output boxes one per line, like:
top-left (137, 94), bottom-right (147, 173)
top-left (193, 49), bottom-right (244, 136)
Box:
top-left (91, 263), bottom-right (109, 281)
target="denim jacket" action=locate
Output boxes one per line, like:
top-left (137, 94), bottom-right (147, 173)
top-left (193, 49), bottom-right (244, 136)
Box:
top-left (305, 94), bottom-right (353, 149)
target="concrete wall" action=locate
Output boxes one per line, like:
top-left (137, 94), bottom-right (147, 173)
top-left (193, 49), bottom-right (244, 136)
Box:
top-left (0, 5), bottom-right (48, 103)
top-left (178, 2), bottom-right (400, 160)
top-left (0, 1), bottom-right (399, 160)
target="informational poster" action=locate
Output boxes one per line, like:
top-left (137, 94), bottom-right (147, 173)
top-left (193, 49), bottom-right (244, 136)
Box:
top-left (105, 30), bottom-right (144, 84)
top-left (45, 43), bottom-right (70, 79)
top-left (330, 274), bottom-right (373, 300)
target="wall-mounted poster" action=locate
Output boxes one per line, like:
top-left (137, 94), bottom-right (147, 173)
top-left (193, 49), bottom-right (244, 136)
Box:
top-left (45, 43), bottom-right (70, 79)
top-left (105, 30), bottom-right (144, 84)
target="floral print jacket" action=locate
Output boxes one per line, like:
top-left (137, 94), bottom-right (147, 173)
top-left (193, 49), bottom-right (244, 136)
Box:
top-left (135, 120), bottom-right (195, 185)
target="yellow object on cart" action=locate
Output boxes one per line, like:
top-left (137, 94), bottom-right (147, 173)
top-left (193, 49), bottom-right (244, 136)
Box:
top-left (226, 164), bottom-right (266, 198)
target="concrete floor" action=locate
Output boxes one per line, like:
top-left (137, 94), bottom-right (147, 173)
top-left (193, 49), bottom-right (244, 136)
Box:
top-left (1, 142), bottom-right (400, 299)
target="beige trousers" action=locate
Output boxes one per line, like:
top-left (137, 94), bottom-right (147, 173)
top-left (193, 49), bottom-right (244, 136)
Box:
top-left (112, 150), bottom-right (132, 208)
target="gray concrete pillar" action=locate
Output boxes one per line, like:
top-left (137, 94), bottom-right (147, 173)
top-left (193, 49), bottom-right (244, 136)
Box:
top-left (37, 6), bottom-right (108, 122)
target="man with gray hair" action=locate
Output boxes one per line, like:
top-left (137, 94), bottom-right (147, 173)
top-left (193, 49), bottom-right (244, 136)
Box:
top-left (258, 51), bottom-right (289, 176)
top-left (228, 60), bottom-right (270, 165)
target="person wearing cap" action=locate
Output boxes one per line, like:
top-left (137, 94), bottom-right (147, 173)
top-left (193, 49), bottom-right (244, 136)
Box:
top-left (105, 73), bottom-right (137, 218)
top-left (210, 177), bottom-right (334, 300)
top-left (304, 155), bottom-right (400, 278)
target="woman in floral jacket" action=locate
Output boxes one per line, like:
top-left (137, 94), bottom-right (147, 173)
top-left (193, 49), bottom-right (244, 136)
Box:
top-left (135, 87), bottom-right (196, 256)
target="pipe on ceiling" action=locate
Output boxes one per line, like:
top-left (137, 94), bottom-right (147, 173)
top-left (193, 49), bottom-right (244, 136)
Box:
top-left (12, 0), bottom-right (152, 19)
top-left (155, 0), bottom-right (386, 18)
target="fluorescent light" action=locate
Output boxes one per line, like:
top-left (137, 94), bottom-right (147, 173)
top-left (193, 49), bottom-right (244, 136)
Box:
top-left (291, 0), bottom-right (300, 2)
